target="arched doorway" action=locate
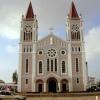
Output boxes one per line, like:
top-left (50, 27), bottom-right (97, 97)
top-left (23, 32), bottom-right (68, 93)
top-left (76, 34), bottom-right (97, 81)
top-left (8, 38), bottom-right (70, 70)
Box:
top-left (61, 79), bottom-right (69, 92)
top-left (47, 78), bottom-right (57, 93)
top-left (36, 79), bottom-right (44, 93)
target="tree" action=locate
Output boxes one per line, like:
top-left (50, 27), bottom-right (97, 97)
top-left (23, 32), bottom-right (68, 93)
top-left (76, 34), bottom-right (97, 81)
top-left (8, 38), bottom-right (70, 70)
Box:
top-left (97, 82), bottom-right (100, 87)
top-left (12, 70), bottom-right (18, 84)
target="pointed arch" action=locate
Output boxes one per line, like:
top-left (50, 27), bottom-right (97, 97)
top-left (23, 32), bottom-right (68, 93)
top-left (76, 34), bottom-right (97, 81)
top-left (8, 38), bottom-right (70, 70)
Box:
top-left (39, 61), bottom-right (42, 73)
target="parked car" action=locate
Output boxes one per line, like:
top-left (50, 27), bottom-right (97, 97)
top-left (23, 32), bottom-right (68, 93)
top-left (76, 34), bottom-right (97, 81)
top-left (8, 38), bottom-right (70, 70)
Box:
top-left (0, 87), bottom-right (14, 95)
top-left (96, 87), bottom-right (100, 91)
top-left (0, 90), bottom-right (13, 95)
top-left (86, 86), bottom-right (97, 92)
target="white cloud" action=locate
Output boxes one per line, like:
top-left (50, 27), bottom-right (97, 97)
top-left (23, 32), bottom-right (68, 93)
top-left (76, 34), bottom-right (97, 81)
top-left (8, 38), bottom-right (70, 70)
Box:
top-left (85, 27), bottom-right (100, 60)
top-left (6, 45), bottom-right (18, 53)
top-left (0, 27), bottom-right (19, 40)
top-left (0, 0), bottom-right (100, 40)
top-left (0, 13), bottom-right (20, 40)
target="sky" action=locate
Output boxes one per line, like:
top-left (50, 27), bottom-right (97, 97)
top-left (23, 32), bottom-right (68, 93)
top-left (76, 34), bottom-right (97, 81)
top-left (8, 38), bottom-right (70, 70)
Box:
top-left (0, 0), bottom-right (100, 83)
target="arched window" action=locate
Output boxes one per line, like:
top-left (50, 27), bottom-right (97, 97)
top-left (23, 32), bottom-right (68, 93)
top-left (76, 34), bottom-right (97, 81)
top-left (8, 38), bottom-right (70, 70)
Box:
top-left (24, 32), bottom-right (25, 41)
top-left (62, 61), bottom-right (65, 73)
top-left (76, 58), bottom-right (79, 72)
top-left (55, 59), bottom-right (57, 72)
top-left (77, 31), bottom-right (80, 40)
top-left (30, 47), bottom-right (32, 52)
top-left (77, 78), bottom-right (79, 83)
top-left (47, 59), bottom-right (49, 71)
top-left (26, 59), bottom-right (28, 73)
top-left (39, 61), bottom-right (42, 73)
top-left (31, 32), bottom-right (32, 40)
top-left (24, 48), bottom-right (25, 52)
top-left (77, 33), bottom-right (79, 40)
top-left (75, 32), bottom-right (77, 40)
top-left (78, 47), bottom-right (80, 52)
top-left (29, 33), bottom-right (31, 41)
top-left (26, 79), bottom-right (28, 84)
top-left (27, 47), bottom-right (28, 52)
top-left (51, 60), bottom-right (53, 71)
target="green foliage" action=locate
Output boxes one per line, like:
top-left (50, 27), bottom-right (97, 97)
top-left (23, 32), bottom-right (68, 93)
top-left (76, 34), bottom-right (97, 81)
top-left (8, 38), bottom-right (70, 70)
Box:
top-left (97, 82), bottom-right (100, 87)
top-left (12, 70), bottom-right (18, 84)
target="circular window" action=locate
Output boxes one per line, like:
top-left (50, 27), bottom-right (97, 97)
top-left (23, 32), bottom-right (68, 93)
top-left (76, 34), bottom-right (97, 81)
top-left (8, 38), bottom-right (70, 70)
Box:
top-left (61, 50), bottom-right (66, 55)
top-left (39, 51), bottom-right (43, 55)
top-left (61, 51), bottom-right (65, 54)
top-left (47, 49), bottom-right (56, 58)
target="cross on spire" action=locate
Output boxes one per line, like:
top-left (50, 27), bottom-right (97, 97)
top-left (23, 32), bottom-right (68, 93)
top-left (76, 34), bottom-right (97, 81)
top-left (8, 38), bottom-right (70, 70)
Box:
top-left (49, 27), bottom-right (54, 34)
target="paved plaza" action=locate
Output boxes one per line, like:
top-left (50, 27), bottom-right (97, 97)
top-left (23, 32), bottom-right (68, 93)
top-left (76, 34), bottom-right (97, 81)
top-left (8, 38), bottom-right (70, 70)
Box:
top-left (27, 95), bottom-right (99, 100)
top-left (0, 93), bottom-right (100, 100)
top-left (25, 93), bottom-right (100, 100)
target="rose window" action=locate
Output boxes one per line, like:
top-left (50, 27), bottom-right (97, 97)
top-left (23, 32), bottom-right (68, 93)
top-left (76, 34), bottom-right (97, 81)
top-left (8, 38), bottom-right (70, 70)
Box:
top-left (71, 24), bottom-right (79, 32)
top-left (47, 49), bottom-right (56, 57)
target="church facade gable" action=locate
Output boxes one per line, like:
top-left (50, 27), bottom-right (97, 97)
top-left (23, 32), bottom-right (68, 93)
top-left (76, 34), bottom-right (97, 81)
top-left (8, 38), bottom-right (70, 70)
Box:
top-left (37, 34), bottom-right (67, 48)
top-left (18, 1), bottom-right (88, 93)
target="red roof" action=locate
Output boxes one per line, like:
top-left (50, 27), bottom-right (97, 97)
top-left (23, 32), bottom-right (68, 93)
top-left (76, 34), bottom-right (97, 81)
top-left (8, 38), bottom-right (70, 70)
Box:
top-left (26, 2), bottom-right (34, 19)
top-left (69, 2), bottom-right (79, 19)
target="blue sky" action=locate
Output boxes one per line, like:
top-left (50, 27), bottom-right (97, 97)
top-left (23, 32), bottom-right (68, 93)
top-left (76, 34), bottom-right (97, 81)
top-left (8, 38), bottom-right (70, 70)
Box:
top-left (0, 0), bottom-right (100, 82)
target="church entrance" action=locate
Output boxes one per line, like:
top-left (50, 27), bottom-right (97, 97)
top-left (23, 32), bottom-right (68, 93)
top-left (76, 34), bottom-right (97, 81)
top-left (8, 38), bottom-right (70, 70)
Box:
top-left (38, 84), bottom-right (42, 93)
top-left (36, 79), bottom-right (43, 93)
top-left (61, 79), bottom-right (69, 92)
top-left (62, 84), bottom-right (67, 92)
top-left (47, 78), bottom-right (57, 93)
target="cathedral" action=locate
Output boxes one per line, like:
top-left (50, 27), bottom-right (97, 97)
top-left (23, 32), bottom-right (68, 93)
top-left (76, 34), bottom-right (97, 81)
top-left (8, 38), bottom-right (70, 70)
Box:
top-left (18, 1), bottom-right (88, 93)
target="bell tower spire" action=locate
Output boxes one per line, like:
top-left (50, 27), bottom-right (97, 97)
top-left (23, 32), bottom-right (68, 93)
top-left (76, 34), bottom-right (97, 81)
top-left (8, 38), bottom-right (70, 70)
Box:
top-left (68, 1), bottom-right (79, 19)
top-left (67, 1), bottom-right (88, 92)
top-left (20, 2), bottom-right (38, 42)
top-left (26, 1), bottom-right (34, 19)
top-left (67, 1), bottom-right (81, 41)
top-left (18, 2), bottom-right (38, 92)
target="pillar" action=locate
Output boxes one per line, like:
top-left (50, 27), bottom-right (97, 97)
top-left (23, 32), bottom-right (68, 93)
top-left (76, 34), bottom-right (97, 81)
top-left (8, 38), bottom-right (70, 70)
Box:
top-left (58, 82), bottom-right (61, 92)
top-left (44, 82), bottom-right (46, 92)
top-left (68, 81), bottom-right (73, 92)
